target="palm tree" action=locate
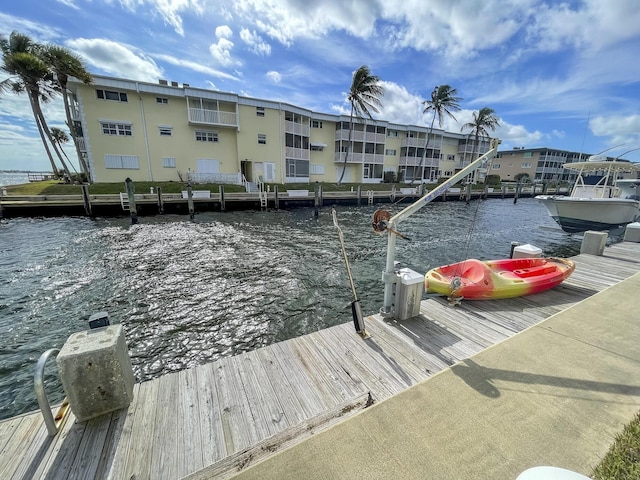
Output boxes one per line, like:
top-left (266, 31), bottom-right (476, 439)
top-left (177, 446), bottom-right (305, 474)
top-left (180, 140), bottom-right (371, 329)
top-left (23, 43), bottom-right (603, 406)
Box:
top-left (460, 107), bottom-right (500, 181)
top-left (415, 85), bottom-right (461, 184)
top-left (50, 127), bottom-right (77, 175)
top-left (41, 44), bottom-right (93, 181)
top-left (0, 32), bottom-right (63, 177)
top-left (337, 65), bottom-right (384, 185)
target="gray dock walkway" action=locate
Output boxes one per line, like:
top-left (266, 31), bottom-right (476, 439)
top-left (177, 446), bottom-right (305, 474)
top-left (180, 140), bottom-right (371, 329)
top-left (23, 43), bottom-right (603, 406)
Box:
top-left (1, 242), bottom-right (639, 479)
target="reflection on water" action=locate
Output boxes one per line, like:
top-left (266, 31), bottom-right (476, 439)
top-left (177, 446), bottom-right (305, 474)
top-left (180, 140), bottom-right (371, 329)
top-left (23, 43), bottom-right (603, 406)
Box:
top-left (0, 198), bottom-right (591, 419)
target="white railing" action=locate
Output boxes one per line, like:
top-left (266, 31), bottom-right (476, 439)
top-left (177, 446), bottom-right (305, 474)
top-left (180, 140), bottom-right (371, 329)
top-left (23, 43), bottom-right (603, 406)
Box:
top-left (335, 130), bottom-right (385, 143)
top-left (76, 137), bottom-right (87, 151)
top-left (334, 152), bottom-right (362, 163)
top-left (285, 121), bottom-right (310, 137)
top-left (363, 153), bottom-right (384, 164)
top-left (188, 108), bottom-right (238, 127)
top-left (401, 137), bottom-right (442, 149)
top-left (188, 172), bottom-right (243, 184)
top-left (399, 157), bottom-right (439, 167)
top-left (285, 146), bottom-right (310, 160)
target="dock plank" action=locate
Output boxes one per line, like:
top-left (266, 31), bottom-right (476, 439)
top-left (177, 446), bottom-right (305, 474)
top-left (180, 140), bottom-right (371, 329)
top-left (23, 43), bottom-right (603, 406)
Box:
top-left (3, 241), bottom-right (639, 480)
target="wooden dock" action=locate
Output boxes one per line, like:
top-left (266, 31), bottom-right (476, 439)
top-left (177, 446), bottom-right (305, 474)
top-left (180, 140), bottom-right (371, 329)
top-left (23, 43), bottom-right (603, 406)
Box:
top-left (1, 242), bottom-right (639, 479)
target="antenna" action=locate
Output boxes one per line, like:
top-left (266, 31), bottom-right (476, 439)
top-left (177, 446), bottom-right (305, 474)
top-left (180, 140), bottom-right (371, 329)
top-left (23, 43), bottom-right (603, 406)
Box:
top-left (615, 147), bottom-right (640, 160)
top-left (595, 143), bottom-right (625, 155)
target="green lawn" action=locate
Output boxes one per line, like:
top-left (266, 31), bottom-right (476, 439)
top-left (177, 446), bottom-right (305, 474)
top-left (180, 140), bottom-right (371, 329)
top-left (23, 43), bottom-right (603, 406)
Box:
top-left (4, 180), bottom-right (468, 195)
top-left (591, 411), bottom-right (640, 479)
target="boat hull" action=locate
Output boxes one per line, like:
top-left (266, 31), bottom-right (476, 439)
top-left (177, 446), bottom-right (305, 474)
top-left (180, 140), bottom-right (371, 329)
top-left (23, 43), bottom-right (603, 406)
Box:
top-left (537, 195), bottom-right (640, 234)
top-left (425, 257), bottom-right (575, 300)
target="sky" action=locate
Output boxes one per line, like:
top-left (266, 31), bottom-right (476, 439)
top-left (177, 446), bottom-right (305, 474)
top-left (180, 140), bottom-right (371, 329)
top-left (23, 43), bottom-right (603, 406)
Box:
top-left (1, 0), bottom-right (640, 172)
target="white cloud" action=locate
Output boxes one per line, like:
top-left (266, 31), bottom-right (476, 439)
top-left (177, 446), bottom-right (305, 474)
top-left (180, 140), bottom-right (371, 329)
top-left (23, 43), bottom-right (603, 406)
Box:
top-left (215, 25), bottom-right (233, 39)
top-left (590, 114), bottom-right (640, 148)
top-left (209, 26), bottom-right (240, 67)
top-left (153, 54), bottom-right (240, 81)
top-left (55, 0), bottom-right (80, 10)
top-left (266, 71), bottom-right (281, 83)
top-left (118, 0), bottom-right (205, 36)
top-left (240, 28), bottom-right (271, 56)
top-left (66, 38), bottom-right (163, 82)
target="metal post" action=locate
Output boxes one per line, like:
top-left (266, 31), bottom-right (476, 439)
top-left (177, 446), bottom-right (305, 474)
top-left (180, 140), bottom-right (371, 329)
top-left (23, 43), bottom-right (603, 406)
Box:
top-left (125, 177), bottom-right (138, 225)
top-left (187, 184), bottom-right (195, 220)
top-left (81, 184), bottom-right (92, 217)
top-left (156, 186), bottom-right (164, 214)
top-left (381, 139), bottom-right (501, 315)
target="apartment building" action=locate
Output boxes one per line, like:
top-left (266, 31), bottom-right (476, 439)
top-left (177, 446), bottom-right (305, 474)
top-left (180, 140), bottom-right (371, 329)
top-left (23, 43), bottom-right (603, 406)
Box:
top-left (67, 75), bottom-right (500, 185)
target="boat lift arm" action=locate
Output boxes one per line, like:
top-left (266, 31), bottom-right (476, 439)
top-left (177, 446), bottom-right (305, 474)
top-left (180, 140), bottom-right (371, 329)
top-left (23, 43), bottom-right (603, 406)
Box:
top-left (381, 138), bottom-right (502, 315)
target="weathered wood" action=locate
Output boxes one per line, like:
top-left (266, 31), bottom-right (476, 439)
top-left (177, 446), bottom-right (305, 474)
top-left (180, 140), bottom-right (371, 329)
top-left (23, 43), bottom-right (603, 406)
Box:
top-left (3, 242), bottom-right (640, 480)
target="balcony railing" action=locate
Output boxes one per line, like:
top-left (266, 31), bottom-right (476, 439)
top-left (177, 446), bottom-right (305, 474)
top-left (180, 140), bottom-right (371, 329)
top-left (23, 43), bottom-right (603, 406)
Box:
top-left (188, 108), bottom-right (238, 127)
top-left (285, 121), bottom-right (310, 137)
top-left (334, 152), bottom-right (362, 164)
top-left (335, 130), bottom-right (385, 143)
top-left (76, 137), bottom-right (87, 151)
top-left (401, 138), bottom-right (442, 149)
top-left (286, 146), bottom-right (310, 160)
top-left (399, 157), bottom-right (439, 167)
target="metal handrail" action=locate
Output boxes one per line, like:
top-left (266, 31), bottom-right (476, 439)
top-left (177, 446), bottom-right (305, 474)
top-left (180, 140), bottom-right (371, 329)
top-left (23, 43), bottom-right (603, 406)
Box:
top-left (34, 348), bottom-right (70, 436)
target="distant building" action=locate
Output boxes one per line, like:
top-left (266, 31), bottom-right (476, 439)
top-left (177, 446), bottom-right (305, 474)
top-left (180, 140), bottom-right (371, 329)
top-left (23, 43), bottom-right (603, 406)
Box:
top-left (67, 75), bottom-right (632, 185)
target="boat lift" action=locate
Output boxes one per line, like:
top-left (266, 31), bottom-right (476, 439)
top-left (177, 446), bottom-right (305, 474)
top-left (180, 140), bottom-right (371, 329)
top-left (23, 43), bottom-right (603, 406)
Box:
top-left (380, 138), bottom-right (502, 317)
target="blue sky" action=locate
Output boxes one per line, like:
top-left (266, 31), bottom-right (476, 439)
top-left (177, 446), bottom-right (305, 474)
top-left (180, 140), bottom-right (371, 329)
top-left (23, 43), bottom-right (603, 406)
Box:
top-left (1, 0), bottom-right (640, 172)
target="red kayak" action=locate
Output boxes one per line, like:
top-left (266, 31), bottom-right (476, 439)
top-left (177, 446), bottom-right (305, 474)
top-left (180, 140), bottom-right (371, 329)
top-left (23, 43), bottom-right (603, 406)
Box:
top-left (425, 257), bottom-right (575, 300)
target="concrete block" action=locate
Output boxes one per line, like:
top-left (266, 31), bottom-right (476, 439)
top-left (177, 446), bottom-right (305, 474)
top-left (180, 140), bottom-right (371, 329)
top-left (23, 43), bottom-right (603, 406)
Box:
top-left (623, 222), bottom-right (640, 242)
top-left (513, 244), bottom-right (542, 259)
top-left (580, 230), bottom-right (608, 256)
top-left (57, 324), bottom-right (135, 422)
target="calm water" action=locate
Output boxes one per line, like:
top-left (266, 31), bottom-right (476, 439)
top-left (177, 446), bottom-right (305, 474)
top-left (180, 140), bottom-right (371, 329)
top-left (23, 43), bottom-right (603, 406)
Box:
top-left (0, 198), bottom-right (586, 420)
top-left (0, 172), bottom-right (31, 187)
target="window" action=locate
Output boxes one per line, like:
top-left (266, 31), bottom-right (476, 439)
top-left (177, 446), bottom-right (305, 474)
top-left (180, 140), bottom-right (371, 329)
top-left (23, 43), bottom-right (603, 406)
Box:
top-left (104, 154), bottom-right (139, 169)
top-left (523, 152), bottom-right (533, 158)
top-left (387, 130), bottom-right (398, 137)
top-left (310, 164), bottom-right (325, 174)
top-left (158, 126), bottom-right (172, 136)
top-left (285, 159), bottom-right (310, 178)
top-left (256, 107), bottom-right (265, 117)
top-left (447, 154), bottom-right (455, 161)
top-left (101, 122), bottom-right (132, 136)
top-left (492, 164), bottom-right (501, 169)
top-left (522, 162), bottom-right (532, 168)
top-left (385, 149), bottom-right (396, 156)
top-left (96, 89), bottom-right (127, 102)
top-left (156, 97), bottom-right (168, 104)
top-left (162, 157), bottom-right (176, 168)
top-left (258, 134), bottom-right (267, 144)
top-left (195, 130), bottom-right (218, 142)
top-left (311, 120), bottom-right (323, 128)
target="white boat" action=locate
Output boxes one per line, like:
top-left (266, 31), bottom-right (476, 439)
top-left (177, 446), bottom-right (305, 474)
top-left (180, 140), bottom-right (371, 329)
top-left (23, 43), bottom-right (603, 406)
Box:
top-left (536, 156), bottom-right (640, 234)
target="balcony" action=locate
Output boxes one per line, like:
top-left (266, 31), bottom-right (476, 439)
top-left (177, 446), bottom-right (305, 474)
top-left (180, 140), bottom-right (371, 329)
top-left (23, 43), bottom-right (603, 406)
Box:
top-left (76, 137), bottom-right (87, 151)
top-left (334, 152), bottom-right (362, 164)
top-left (285, 121), bottom-right (310, 137)
top-left (399, 157), bottom-right (439, 167)
top-left (188, 108), bottom-right (238, 127)
top-left (286, 146), bottom-right (310, 160)
top-left (335, 130), bottom-right (385, 144)
top-left (401, 137), bottom-right (442, 149)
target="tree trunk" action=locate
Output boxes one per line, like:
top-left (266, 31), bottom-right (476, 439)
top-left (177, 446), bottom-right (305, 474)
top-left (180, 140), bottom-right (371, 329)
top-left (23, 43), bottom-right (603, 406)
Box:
top-left (27, 92), bottom-right (59, 177)
top-left (414, 114), bottom-right (436, 185)
top-left (34, 100), bottom-right (73, 182)
top-left (337, 105), bottom-right (354, 185)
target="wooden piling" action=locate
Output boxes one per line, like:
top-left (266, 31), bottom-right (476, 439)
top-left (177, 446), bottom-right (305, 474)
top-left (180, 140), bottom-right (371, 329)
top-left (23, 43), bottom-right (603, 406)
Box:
top-left (502, 186), bottom-right (506, 199)
top-left (187, 184), bottom-right (195, 220)
top-left (125, 178), bottom-right (138, 225)
top-left (81, 185), bottom-right (92, 217)
top-left (465, 183), bottom-right (472, 204)
top-left (513, 181), bottom-right (521, 204)
top-left (314, 182), bottom-right (320, 218)
top-left (274, 186), bottom-right (279, 210)
top-left (219, 185), bottom-right (225, 211)
top-left (357, 185), bottom-right (362, 206)
top-left (156, 187), bottom-right (164, 214)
